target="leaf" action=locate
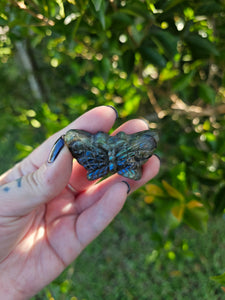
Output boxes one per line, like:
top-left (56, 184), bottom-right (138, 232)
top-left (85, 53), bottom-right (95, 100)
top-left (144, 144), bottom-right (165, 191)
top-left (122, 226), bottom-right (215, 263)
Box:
top-left (162, 180), bottom-right (185, 202)
top-left (180, 145), bottom-right (203, 161)
top-left (151, 29), bottom-right (178, 58)
top-left (91, 0), bottom-right (103, 11)
top-left (67, 0), bottom-right (76, 4)
top-left (203, 120), bottom-right (211, 131)
top-left (111, 12), bottom-right (133, 26)
top-left (185, 34), bottom-right (219, 58)
top-left (145, 184), bottom-right (166, 197)
top-left (98, 6), bottom-right (106, 29)
top-left (186, 200), bottom-right (203, 209)
top-left (196, 1), bottom-right (222, 15)
top-left (172, 70), bottom-right (195, 92)
top-left (183, 206), bottom-right (208, 232)
top-left (172, 204), bottom-right (185, 222)
top-left (199, 83), bottom-right (216, 105)
top-left (120, 1), bottom-right (151, 19)
top-left (123, 90), bottom-right (141, 115)
top-left (91, 0), bottom-right (105, 29)
top-left (139, 45), bottom-right (166, 68)
top-left (211, 272), bottom-right (225, 285)
top-left (196, 173), bottom-right (222, 186)
top-left (100, 57), bottom-right (111, 81)
top-left (144, 196), bottom-right (155, 204)
top-left (15, 143), bottom-right (33, 160)
top-left (159, 66), bottom-right (179, 82)
top-left (56, 0), bottom-right (65, 18)
top-left (122, 50), bottom-right (135, 75)
top-left (164, 0), bottom-right (187, 10)
top-left (170, 162), bottom-right (187, 194)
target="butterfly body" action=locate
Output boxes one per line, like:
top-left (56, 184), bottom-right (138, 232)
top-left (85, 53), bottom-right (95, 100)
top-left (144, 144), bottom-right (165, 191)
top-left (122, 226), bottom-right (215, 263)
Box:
top-left (63, 129), bottom-right (157, 181)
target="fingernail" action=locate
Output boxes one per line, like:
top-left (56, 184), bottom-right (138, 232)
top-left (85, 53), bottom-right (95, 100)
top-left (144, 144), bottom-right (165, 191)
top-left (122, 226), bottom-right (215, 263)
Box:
top-left (48, 136), bottom-right (65, 163)
top-left (121, 180), bottom-right (131, 194)
top-left (138, 117), bottom-right (150, 129)
top-left (105, 105), bottom-right (119, 120)
top-left (154, 153), bottom-right (161, 163)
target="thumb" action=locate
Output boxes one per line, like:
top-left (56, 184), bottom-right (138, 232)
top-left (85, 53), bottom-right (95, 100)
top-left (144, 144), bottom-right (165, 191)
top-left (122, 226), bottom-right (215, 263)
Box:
top-left (0, 146), bottom-right (72, 217)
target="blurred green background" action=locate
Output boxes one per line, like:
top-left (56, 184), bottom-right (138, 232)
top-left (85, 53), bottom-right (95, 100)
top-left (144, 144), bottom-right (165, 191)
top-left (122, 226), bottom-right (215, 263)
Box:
top-left (1, 0), bottom-right (225, 299)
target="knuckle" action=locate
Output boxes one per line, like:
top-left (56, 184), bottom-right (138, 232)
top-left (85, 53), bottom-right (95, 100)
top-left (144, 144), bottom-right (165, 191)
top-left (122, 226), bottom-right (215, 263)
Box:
top-left (25, 166), bottom-right (52, 200)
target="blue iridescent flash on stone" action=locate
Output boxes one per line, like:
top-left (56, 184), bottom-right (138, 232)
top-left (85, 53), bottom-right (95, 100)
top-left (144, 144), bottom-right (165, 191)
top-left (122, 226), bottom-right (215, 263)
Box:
top-left (63, 129), bottom-right (158, 181)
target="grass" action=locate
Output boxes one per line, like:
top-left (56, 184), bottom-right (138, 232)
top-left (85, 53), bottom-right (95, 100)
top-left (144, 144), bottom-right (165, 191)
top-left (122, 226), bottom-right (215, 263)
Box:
top-left (35, 195), bottom-right (225, 300)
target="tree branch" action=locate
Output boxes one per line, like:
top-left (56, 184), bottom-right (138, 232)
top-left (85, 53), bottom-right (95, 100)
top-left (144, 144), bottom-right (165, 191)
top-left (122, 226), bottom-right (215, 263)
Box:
top-left (9, 0), bottom-right (55, 26)
top-left (170, 94), bottom-right (225, 117)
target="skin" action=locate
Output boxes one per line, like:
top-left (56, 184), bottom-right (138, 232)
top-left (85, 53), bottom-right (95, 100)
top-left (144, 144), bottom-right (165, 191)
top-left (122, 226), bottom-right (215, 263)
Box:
top-left (0, 106), bottom-right (160, 299)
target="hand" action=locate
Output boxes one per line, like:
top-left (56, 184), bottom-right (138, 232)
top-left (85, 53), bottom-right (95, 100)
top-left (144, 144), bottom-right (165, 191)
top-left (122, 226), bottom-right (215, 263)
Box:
top-left (0, 106), bottom-right (160, 299)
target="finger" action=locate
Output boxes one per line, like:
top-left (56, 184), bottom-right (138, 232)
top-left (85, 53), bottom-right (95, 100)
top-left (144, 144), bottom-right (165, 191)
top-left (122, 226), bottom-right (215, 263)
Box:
top-left (0, 146), bottom-right (73, 216)
top-left (122, 154), bottom-right (160, 192)
top-left (74, 154), bottom-right (160, 215)
top-left (75, 181), bottom-right (128, 251)
top-left (0, 106), bottom-right (118, 184)
top-left (112, 118), bottom-right (149, 134)
top-left (95, 155), bottom-right (161, 195)
top-left (67, 118), bottom-right (150, 193)
top-left (34, 105), bottom-right (118, 164)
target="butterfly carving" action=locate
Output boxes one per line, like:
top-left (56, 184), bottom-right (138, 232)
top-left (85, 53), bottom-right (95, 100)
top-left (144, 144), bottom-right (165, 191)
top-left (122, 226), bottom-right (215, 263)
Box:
top-left (62, 129), bottom-right (158, 181)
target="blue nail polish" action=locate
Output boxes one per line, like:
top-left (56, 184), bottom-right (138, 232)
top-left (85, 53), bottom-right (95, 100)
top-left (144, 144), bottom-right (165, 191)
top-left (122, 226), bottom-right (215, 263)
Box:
top-left (48, 136), bottom-right (65, 163)
top-left (121, 180), bottom-right (131, 194)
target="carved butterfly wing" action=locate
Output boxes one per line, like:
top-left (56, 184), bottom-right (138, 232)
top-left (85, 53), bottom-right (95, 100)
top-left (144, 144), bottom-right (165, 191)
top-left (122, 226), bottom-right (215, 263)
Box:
top-left (115, 130), bottom-right (157, 180)
top-left (72, 143), bottom-right (109, 180)
top-left (115, 143), bottom-right (142, 180)
top-left (64, 130), bottom-right (109, 180)
top-left (117, 165), bottom-right (142, 180)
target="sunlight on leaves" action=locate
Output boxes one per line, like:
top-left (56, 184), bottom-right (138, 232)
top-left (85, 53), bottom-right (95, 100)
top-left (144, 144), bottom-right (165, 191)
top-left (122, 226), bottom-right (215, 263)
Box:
top-left (172, 204), bottom-right (185, 222)
top-left (162, 180), bottom-right (185, 202)
top-left (211, 272), bottom-right (225, 285)
top-left (144, 195), bottom-right (155, 204)
top-left (145, 184), bottom-right (165, 197)
top-left (186, 200), bottom-right (203, 209)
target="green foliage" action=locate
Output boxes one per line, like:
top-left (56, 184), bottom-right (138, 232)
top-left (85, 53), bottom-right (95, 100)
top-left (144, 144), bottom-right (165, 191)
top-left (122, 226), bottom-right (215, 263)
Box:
top-left (1, 0), bottom-right (225, 294)
top-left (144, 163), bottom-right (209, 233)
top-left (33, 211), bottom-right (225, 299)
top-left (211, 272), bottom-right (225, 285)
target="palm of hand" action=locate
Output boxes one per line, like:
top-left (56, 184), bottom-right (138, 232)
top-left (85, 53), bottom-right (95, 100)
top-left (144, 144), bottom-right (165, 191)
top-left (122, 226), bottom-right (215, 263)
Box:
top-left (0, 107), bottom-right (160, 299)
